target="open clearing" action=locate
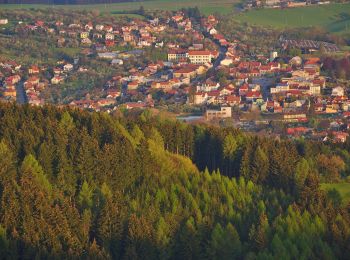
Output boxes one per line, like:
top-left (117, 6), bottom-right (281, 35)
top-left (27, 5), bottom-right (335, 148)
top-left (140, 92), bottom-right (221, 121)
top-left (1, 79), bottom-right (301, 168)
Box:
top-left (234, 3), bottom-right (350, 34)
top-left (0, 0), bottom-right (237, 15)
top-left (321, 182), bottom-right (350, 205)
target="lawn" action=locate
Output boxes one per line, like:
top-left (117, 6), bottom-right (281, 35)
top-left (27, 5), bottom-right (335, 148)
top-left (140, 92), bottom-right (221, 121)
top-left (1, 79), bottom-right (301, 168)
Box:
top-left (111, 13), bottom-right (146, 19)
top-left (0, 0), bottom-right (238, 15)
top-left (321, 182), bottom-right (350, 205)
top-left (234, 3), bottom-right (350, 34)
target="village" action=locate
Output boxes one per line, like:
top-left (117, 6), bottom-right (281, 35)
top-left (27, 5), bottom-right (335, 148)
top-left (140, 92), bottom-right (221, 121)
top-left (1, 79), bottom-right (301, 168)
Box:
top-left (0, 10), bottom-right (350, 142)
top-left (244, 0), bottom-right (331, 9)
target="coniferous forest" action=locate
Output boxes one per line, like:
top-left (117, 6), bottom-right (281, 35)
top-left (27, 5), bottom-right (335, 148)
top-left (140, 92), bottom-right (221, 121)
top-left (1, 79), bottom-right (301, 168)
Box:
top-left (0, 103), bottom-right (349, 259)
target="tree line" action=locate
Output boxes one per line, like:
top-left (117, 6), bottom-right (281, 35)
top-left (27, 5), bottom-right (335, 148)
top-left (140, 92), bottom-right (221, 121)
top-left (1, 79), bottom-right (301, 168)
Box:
top-left (0, 103), bottom-right (349, 259)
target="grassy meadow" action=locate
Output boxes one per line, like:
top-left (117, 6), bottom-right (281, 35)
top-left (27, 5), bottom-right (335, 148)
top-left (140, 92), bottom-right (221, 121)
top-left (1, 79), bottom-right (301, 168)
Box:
top-left (235, 3), bottom-right (350, 34)
top-left (0, 0), bottom-right (237, 15)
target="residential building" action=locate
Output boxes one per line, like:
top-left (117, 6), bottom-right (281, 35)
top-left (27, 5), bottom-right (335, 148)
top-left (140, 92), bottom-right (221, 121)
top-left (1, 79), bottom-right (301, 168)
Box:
top-left (205, 107), bottom-right (232, 120)
top-left (80, 31), bottom-right (89, 39)
top-left (188, 50), bottom-right (212, 64)
top-left (168, 49), bottom-right (188, 62)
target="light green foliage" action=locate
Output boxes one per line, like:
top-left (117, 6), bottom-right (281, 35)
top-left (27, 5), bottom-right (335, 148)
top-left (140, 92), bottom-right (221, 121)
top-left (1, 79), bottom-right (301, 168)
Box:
top-left (131, 125), bottom-right (144, 146)
top-left (21, 154), bottom-right (52, 195)
top-left (100, 182), bottom-right (112, 201)
top-left (59, 111), bottom-right (75, 133)
top-left (0, 104), bottom-right (348, 258)
top-left (78, 181), bottom-right (94, 210)
top-left (223, 133), bottom-right (238, 160)
top-left (321, 182), bottom-right (350, 205)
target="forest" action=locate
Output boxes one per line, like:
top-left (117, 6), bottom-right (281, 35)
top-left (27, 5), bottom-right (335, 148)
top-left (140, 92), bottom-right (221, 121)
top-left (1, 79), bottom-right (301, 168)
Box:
top-left (0, 103), bottom-right (349, 259)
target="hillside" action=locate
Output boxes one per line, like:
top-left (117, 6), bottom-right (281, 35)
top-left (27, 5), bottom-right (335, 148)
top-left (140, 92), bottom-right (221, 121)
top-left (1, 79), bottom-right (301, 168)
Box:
top-left (235, 3), bottom-right (350, 35)
top-left (0, 103), bottom-right (349, 258)
top-left (0, 0), bottom-right (238, 15)
top-left (0, 0), bottom-right (131, 4)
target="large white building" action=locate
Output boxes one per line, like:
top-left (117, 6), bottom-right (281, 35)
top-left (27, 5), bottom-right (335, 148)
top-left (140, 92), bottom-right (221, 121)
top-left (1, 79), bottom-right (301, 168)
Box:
top-left (188, 50), bottom-right (213, 64)
top-left (167, 49), bottom-right (188, 62)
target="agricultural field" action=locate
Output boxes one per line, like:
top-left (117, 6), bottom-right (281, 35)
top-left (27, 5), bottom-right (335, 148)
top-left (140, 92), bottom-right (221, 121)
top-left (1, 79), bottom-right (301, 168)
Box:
top-left (321, 182), bottom-right (350, 205)
top-left (235, 3), bottom-right (350, 34)
top-left (0, 0), bottom-right (238, 15)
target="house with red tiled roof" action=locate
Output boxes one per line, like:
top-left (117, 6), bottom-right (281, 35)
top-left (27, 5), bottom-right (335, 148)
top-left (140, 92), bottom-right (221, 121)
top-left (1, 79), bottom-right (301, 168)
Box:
top-left (51, 75), bottom-right (65, 84)
top-left (5, 75), bottom-right (21, 85)
top-left (246, 91), bottom-right (262, 101)
top-left (106, 89), bottom-right (121, 98)
top-left (225, 95), bottom-right (241, 106)
top-left (239, 84), bottom-right (249, 96)
top-left (28, 65), bottom-right (40, 74)
top-left (173, 67), bottom-right (197, 79)
top-left (124, 102), bottom-right (148, 110)
top-left (168, 48), bottom-right (188, 62)
top-left (128, 81), bottom-right (139, 90)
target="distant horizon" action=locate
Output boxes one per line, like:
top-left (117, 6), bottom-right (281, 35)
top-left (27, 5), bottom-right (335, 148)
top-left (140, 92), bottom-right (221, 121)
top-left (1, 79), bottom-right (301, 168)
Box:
top-left (0, 0), bottom-right (144, 5)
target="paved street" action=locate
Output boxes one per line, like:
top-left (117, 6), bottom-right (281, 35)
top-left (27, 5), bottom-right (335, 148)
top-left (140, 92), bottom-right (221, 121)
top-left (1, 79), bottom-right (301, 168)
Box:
top-left (16, 81), bottom-right (27, 104)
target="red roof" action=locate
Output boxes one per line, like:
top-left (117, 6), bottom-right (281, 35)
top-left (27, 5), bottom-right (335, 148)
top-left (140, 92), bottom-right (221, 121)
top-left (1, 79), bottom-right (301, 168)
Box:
top-left (174, 67), bottom-right (196, 74)
top-left (343, 111), bottom-right (350, 117)
top-left (286, 127), bottom-right (309, 135)
top-left (226, 95), bottom-right (240, 102)
top-left (240, 84), bottom-right (249, 90)
top-left (125, 102), bottom-right (147, 108)
top-left (246, 91), bottom-right (261, 98)
top-left (214, 34), bottom-right (225, 40)
top-left (188, 50), bottom-right (211, 56)
top-left (305, 57), bottom-right (320, 65)
top-left (168, 48), bottom-right (187, 54)
top-left (208, 90), bottom-right (220, 97)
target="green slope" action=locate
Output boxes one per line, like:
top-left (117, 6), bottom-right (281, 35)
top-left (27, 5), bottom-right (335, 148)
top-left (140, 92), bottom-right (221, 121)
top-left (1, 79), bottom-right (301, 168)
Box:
top-left (235, 3), bottom-right (350, 34)
top-left (0, 0), bottom-right (238, 15)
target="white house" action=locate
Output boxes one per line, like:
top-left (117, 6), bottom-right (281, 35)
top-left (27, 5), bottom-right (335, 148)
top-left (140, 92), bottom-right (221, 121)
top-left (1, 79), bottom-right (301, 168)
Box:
top-left (0, 19), bottom-right (8, 25)
top-left (220, 58), bottom-right (233, 66)
top-left (96, 24), bottom-right (104, 31)
top-left (332, 86), bottom-right (345, 97)
top-left (111, 59), bottom-right (124, 65)
top-left (105, 33), bottom-right (115, 40)
top-left (209, 28), bottom-right (217, 35)
top-left (193, 92), bottom-right (208, 105)
top-left (63, 63), bottom-right (73, 72)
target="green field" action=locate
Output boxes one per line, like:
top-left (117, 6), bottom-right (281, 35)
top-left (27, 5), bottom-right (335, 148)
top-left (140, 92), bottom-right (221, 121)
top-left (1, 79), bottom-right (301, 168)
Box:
top-left (321, 182), bottom-right (350, 205)
top-left (0, 0), bottom-right (237, 15)
top-left (111, 13), bottom-right (146, 19)
top-left (235, 3), bottom-right (350, 34)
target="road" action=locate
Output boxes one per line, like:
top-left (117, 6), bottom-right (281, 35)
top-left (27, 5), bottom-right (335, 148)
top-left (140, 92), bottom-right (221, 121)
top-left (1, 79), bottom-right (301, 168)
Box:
top-left (16, 81), bottom-right (27, 104)
top-left (201, 29), bottom-right (227, 70)
top-left (252, 77), bottom-right (275, 101)
top-left (213, 46), bottom-right (227, 69)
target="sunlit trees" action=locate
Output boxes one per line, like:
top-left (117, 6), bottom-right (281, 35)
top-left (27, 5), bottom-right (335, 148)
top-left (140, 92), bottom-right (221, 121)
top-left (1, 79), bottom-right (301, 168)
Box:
top-left (0, 104), bottom-right (348, 258)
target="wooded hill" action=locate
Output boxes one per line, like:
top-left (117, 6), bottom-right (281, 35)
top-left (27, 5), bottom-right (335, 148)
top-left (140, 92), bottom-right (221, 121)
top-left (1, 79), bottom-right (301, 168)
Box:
top-left (0, 103), bottom-right (349, 259)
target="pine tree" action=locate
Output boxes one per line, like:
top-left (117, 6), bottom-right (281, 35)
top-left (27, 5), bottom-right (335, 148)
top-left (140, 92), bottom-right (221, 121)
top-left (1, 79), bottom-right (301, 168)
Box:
top-left (96, 199), bottom-right (123, 259)
top-left (78, 181), bottom-right (94, 211)
top-left (250, 146), bottom-right (269, 183)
